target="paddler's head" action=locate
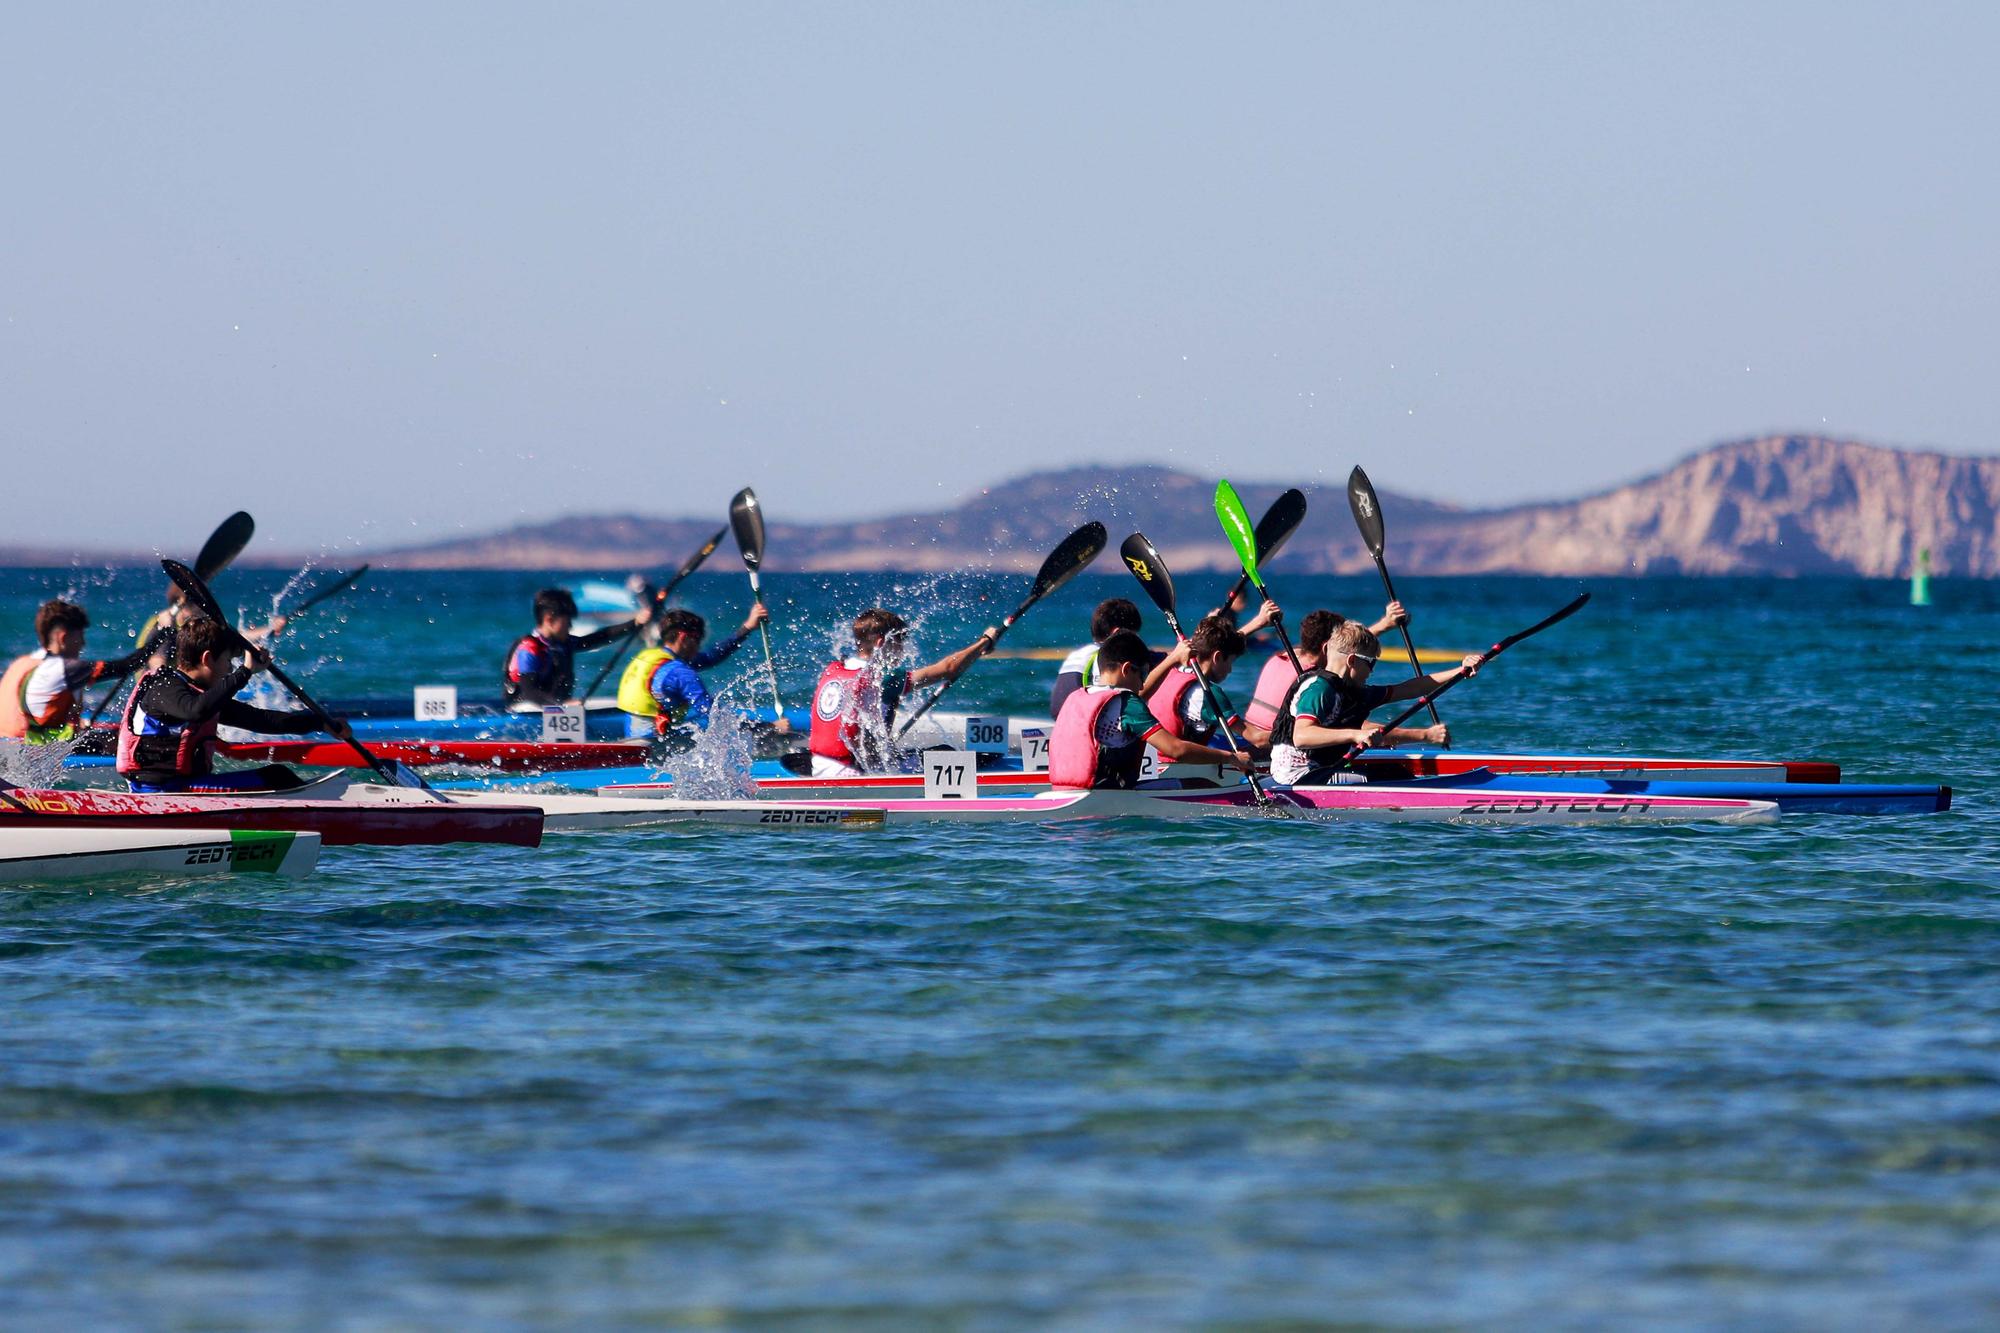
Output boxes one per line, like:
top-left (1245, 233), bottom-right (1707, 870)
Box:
top-left (1091, 598), bottom-right (1142, 644)
top-left (1327, 622), bottom-right (1381, 684)
top-left (533, 588), bottom-right (579, 638)
top-left (851, 609), bottom-right (908, 663)
top-left (35, 600), bottom-right (90, 656)
top-left (1095, 629), bottom-right (1151, 692)
top-left (174, 616), bottom-right (236, 686)
top-left (1298, 610), bottom-right (1345, 670)
top-left (658, 608), bottom-right (706, 657)
top-left (1186, 616), bottom-right (1247, 684)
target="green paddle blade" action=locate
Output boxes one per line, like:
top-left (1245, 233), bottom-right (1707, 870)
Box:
top-left (1214, 480), bottom-right (1265, 592)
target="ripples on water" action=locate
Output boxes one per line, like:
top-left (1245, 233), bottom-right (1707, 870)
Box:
top-left (2, 570), bottom-right (1998, 1325)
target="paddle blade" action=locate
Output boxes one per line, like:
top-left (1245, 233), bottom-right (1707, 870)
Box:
top-left (195, 512), bottom-right (255, 581)
top-left (1214, 481), bottom-right (1264, 590)
top-left (1119, 532), bottom-right (1178, 620)
top-left (729, 489), bottom-right (767, 571)
top-left (1347, 467), bottom-right (1387, 558)
top-left (1254, 488), bottom-right (1309, 566)
top-left (1028, 521), bottom-right (1108, 603)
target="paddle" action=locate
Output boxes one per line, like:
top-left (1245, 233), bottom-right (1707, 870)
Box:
top-left (581, 526), bottom-right (729, 701)
top-left (162, 558), bottom-right (437, 796)
top-left (285, 564), bottom-right (370, 619)
top-left (729, 488), bottom-right (785, 714)
top-left (1348, 466), bottom-right (1438, 725)
top-left (1218, 487), bottom-right (1307, 619)
top-left (1319, 592), bottom-right (1591, 776)
top-left (895, 521), bottom-right (1108, 739)
top-left (1214, 480), bottom-right (1303, 673)
top-left (1121, 533), bottom-right (1271, 806)
top-left (90, 511), bottom-right (259, 725)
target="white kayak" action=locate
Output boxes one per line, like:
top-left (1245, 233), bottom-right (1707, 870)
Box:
top-left (0, 827), bottom-right (322, 883)
top-left (336, 783), bottom-right (734, 831)
top-left (341, 782), bottom-right (1776, 829)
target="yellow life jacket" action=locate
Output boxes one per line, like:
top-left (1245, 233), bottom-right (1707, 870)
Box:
top-left (617, 647), bottom-right (674, 716)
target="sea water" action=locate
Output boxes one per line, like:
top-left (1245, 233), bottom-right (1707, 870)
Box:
top-left (1, 567), bottom-right (1996, 1326)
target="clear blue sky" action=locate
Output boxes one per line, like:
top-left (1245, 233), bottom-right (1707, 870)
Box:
top-left (6, 2), bottom-right (1995, 553)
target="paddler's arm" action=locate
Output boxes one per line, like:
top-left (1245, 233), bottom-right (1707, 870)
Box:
top-left (572, 604), bottom-right (654, 653)
top-left (1380, 653), bottom-right (1484, 703)
top-left (1369, 601), bottom-right (1408, 635)
top-left (69, 642), bottom-right (151, 688)
top-left (691, 603), bottom-right (767, 670)
top-left (908, 627), bottom-right (1001, 687)
top-left (1139, 641), bottom-right (1191, 699)
top-left (146, 664), bottom-right (256, 728)
top-left (1147, 730), bottom-right (1254, 774)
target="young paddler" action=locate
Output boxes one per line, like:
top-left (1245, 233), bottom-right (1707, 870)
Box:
top-left (504, 588), bottom-right (652, 707)
top-left (1266, 621), bottom-right (1479, 785)
top-left (809, 609), bottom-right (998, 778)
top-left (616, 603), bottom-right (774, 740)
top-left (117, 616), bottom-right (348, 793)
top-left (1048, 630), bottom-right (1253, 789)
top-left (1242, 603), bottom-right (1408, 732)
top-left (1, 600), bottom-right (152, 744)
top-left (1140, 614), bottom-right (1273, 751)
top-left (1049, 596), bottom-right (1281, 718)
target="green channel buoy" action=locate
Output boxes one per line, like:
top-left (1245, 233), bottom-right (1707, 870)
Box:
top-left (1910, 547), bottom-right (1932, 607)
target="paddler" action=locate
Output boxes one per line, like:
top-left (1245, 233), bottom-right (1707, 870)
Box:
top-left (1139, 615), bottom-right (1273, 752)
top-left (1242, 603), bottom-right (1409, 733)
top-left (117, 616), bottom-right (348, 793)
top-left (1048, 597), bottom-right (1281, 719)
top-left (1266, 621), bottom-right (1478, 785)
top-left (1047, 630), bottom-right (1254, 789)
top-left (616, 604), bottom-right (776, 740)
top-left (1, 600), bottom-right (152, 744)
top-left (138, 582), bottom-right (289, 672)
top-left (504, 588), bottom-right (651, 707)
top-left (809, 609), bottom-right (999, 778)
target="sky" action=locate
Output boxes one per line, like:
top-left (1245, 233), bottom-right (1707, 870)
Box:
top-left (4, 2), bottom-right (1997, 554)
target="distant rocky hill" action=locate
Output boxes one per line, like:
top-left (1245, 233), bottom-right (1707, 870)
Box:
top-left (358, 436), bottom-right (1998, 578)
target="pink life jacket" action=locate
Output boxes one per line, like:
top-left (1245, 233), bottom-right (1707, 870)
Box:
top-left (1243, 652), bottom-right (1302, 732)
top-left (115, 670), bottom-right (221, 778)
top-left (1049, 686), bottom-right (1147, 790)
top-left (1146, 667), bottom-right (1205, 740)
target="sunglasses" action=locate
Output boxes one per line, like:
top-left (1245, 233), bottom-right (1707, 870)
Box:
top-left (1346, 652), bottom-right (1379, 667)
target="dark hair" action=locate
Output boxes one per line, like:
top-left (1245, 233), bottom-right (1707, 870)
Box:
top-left (852, 608), bottom-right (908, 648)
top-left (1096, 628), bottom-right (1150, 673)
top-left (1187, 616), bottom-right (1246, 660)
top-left (658, 609), bottom-right (706, 642)
top-left (35, 599), bottom-right (89, 646)
top-left (175, 616), bottom-right (232, 668)
top-left (1090, 598), bottom-right (1142, 642)
top-left (1299, 610), bottom-right (1345, 655)
top-left (534, 588), bottom-right (578, 622)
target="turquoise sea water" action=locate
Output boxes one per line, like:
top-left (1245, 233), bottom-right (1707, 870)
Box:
top-left (2, 566), bottom-right (1996, 1327)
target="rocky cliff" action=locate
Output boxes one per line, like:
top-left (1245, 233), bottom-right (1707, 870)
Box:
top-left (342, 435), bottom-right (2000, 577)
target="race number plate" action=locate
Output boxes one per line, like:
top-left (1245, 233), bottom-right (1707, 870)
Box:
top-left (924, 750), bottom-right (978, 800)
top-left (541, 703), bottom-right (587, 742)
top-left (413, 685), bottom-right (459, 722)
top-left (1020, 728), bottom-right (1050, 773)
top-left (964, 715), bottom-right (1009, 753)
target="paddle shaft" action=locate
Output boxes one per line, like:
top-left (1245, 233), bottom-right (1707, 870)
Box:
top-left (1160, 608), bottom-right (1269, 805)
top-left (745, 570), bottom-right (784, 712)
top-left (581, 528), bottom-right (729, 699)
top-left (1369, 554), bottom-right (1440, 725)
top-left (1241, 568), bottom-right (1303, 674)
top-left (893, 609), bottom-right (1017, 739)
top-left (256, 655), bottom-right (424, 793)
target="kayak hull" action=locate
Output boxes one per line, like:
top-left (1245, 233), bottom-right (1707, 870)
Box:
top-left (0, 827), bottom-right (321, 882)
top-left (1412, 772), bottom-right (1950, 815)
top-left (0, 787), bottom-right (543, 848)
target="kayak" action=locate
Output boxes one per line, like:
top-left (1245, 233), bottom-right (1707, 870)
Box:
top-left (0, 785), bottom-right (544, 848)
top-left (419, 783), bottom-right (1777, 828)
top-left (1405, 771), bottom-right (1950, 816)
top-left (334, 784), bottom-right (739, 832)
top-left (0, 827), bottom-right (322, 883)
top-left (217, 737), bottom-right (655, 773)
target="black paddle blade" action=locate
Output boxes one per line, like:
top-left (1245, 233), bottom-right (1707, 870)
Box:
top-left (1254, 488), bottom-right (1309, 565)
top-left (1028, 521), bottom-right (1108, 602)
top-left (195, 511), bottom-right (255, 581)
top-left (1347, 467), bottom-right (1386, 559)
top-left (1119, 532), bottom-right (1178, 620)
top-left (729, 489), bottom-right (766, 570)
top-left (160, 558), bottom-right (248, 648)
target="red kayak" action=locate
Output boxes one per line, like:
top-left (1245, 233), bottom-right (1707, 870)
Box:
top-left (0, 785), bottom-right (543, 848)
top-left (217, 738), bottom-right (654, 773)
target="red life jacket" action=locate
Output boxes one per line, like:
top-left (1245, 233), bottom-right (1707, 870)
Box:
top-left (115, 670), bottom-right (221, 778)
top-left (0, 652), bottom-right (35, 739)
top-left (1049, 686), bottom-right (1146, 790)
top-left (1243, 652), bottom-right (1301, 732)
top-left (1146, 667), bottom-right (1206, 740)
top-left (809, 658), bottom-right (869, 764)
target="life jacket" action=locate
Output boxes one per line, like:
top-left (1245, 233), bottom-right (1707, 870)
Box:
top-left (0, 652), bottom-right (36, 739)
top-left (617, 647), bottom-right (671, 716)
top-left (1146, 667), bottom-right (1211, 742)
top-left (809, 658), bottom-right (870, 764)
top-left (1243, 652), bottom-right (1302, 732)
top-left (1268, 667), bottom-right (1370, 769)
top-left (1049, 686), bottom-right (1147, 790)
top-left (116, 669), bottom-right (221, 779)
top-left (503, 632), bottom-right (574, 701)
